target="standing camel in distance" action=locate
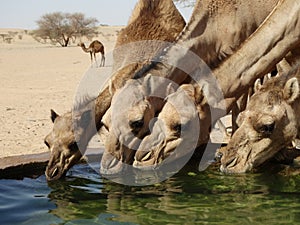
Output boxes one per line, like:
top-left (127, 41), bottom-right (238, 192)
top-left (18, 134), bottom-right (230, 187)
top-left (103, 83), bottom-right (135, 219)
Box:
top-left (78, 40), bottom-right (105, 67)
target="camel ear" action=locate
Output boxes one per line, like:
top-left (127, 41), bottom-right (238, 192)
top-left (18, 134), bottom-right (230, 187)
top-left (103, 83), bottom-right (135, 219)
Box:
top-left (180, 84), bottom-right (195, 99)
top-left (277, 58), bottom-right (291, 75)
top-left (283, 77), bottom-right (300, 103)
top-left (194, 84), bottom-right (206, 105)
top-left (51, 109), bottom-right (59, 123)
top-left (180, 84), bottom-right (206, 105)
top-left (254, 78), bottom-right (262, 93)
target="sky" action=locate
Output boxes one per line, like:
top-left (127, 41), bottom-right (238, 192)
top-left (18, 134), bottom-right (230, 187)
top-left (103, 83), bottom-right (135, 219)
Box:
top-left (0, 0), bottom-right (193, 29)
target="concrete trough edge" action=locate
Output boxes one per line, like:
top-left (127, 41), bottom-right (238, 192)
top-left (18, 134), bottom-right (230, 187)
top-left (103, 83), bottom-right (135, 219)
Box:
top-left (0, 148), bottom-right (105, 180)
top-left (0, 152), bottom-right (50, 179)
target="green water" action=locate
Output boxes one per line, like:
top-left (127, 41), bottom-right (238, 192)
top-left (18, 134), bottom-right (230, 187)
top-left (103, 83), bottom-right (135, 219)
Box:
top-left (1, 162), bottom-right (300, 225)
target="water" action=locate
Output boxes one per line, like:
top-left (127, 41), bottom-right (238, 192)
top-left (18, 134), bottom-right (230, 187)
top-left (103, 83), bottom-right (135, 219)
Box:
top-left (1, 162), bottom-right (300, 225)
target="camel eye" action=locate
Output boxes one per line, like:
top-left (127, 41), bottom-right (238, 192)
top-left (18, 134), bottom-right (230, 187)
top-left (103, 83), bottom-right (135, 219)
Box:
top-left (68, 142), bottom-right (78, 151)
top-left (172, 124), bottom-right (181, 135)
top-left (129, 119), bottom-right (144, 130)
top-left (260, 122), bottom-right (275, 135)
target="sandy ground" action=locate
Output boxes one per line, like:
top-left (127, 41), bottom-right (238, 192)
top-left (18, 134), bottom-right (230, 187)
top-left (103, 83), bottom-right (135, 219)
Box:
top-left (0, 26), bottom-right (121, 158)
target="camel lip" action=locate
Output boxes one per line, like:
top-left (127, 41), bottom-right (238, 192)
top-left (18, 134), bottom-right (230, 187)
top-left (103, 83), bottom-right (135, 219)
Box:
top-left (100, 163), bottom-right (128, 176)
top-left (134, 147), bottom-right (163, 169)
top-left (220, 157), bottom-right (252, 174)
top-left (133, 155), bottom-right (158, 170)
top-left (220, 165), bottom-right (239, 174)
top-left (134, 138), bottom-right (187, 170)
top-left (100, 157), bottom-right (128, 175)
top-left (133, 162), bottom-right (158, 170)
top-left (45, 166), bottom-right (66, 181)
top-left (220, 156), bottom-right (238, 173)
top-left (134, 150), bottom-right (153, 162)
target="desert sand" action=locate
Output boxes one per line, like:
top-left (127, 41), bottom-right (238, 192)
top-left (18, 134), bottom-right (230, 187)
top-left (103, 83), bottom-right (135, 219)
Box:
top-left (0, 26), bottom-right (122, 158)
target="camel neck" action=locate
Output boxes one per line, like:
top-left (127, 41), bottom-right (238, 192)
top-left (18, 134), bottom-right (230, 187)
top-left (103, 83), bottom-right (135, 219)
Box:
top-left (215, 0), bottom-right (300, 101)
top-left (94, 87), bottom-right (111, 130)
top-left (81, 45), bottom-right (90, 53)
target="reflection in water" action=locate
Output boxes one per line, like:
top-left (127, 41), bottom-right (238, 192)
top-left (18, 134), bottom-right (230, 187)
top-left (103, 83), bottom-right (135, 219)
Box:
top-left (2, 162), bottom-right (300, 224)
top-left (44, 162), bottom-right (300, 224)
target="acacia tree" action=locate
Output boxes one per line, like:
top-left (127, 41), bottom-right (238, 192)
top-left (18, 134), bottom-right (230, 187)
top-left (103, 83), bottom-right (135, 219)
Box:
top-left (33, 12), bottom-right (98, 47)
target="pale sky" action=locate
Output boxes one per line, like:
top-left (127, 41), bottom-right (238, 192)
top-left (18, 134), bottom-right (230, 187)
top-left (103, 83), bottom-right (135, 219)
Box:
top-left (0, 0), bottom-right (192, 29)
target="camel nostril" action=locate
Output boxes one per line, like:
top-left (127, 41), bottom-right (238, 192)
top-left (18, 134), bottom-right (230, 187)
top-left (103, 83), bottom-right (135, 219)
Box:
top-left (51, 167), bottom-right (59, 178)
top-left (215, 152), bottom-right (223, 161)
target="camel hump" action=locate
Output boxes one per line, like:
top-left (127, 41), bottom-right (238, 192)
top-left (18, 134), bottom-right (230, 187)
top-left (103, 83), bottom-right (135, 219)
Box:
top-left (129, 0), bottom-right (171, 17)
top-left (143, 0), bottom-right (176, 11)
top-left (128, 0), bottom-right (185, 27)
top-left (94, 40), bottom-right (103, 48)
top-left (120, 0), bottom-right (185, 45)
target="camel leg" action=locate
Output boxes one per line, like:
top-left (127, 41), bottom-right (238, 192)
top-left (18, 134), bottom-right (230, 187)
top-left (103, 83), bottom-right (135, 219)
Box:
top-left (101, 53), bottom-right (105, 67)
top-left (89, 52), bottom-right (93, 67)
top-left (94, 52), bottom-right (98, 67)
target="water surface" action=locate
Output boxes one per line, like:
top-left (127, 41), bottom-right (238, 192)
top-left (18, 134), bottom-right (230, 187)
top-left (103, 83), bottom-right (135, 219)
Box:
top-left (1, 162), bottom-right (300, 225)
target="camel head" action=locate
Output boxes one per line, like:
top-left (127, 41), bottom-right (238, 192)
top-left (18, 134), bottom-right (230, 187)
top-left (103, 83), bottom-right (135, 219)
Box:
top-left (218, 69), bottom-right (300, 173)
top-left (77, 42), bottom-right (91, 53)
top-left (77, 42), bottom-right (85, 48)
top-left (100, 75), bottom-right (172, 174)
top-left (133, 84), bottom-right (210, 169)
top-left (44, 108), bottom-right (94, 181)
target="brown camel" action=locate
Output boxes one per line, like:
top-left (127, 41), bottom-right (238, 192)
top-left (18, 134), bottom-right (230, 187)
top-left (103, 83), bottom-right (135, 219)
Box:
top-left (101, 0), bottom-right (281, 174)
top-left (44, 0), bottom-right (185, 181)
top-left (78, 40), bottom-right (105, 67)
top-left (217, 65), bottom-right (300, 174)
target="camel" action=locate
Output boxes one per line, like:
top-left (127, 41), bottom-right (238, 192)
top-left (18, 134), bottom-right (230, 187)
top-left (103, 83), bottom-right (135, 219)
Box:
top-left (46, 0), bottom-right (300, 179)
top-left (101, 0), bottom-right (281, 174)
top-left (217, 65), bottom-right (300, 173)
top-left (78, 40), bottom-right (105, 67)
top-left (44, 0), bottom-right (186, 181)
